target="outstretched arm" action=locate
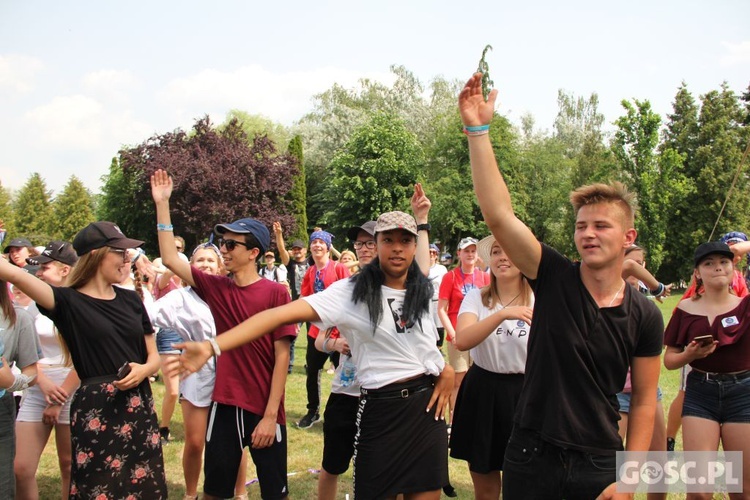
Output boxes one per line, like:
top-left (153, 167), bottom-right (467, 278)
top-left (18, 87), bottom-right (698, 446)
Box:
top-left (621, 260), bottom-right (671, 302)
top-left (411, 183), bottom-right (431, 276)
top-left (460, 73), bottom-right (542, 279)
top-left (176, 299), bottom-right (320, 374)
top-left (151, 169), bottom-right (195, 287)
top-left (0, 258), bottom-right (55, 310)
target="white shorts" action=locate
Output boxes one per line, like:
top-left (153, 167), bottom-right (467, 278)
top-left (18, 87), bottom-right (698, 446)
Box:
top-left (17, 366), bottom-right (74, 424)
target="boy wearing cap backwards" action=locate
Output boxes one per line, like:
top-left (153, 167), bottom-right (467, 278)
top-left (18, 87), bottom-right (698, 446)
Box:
top-left (460, 73), bottom-right (663, 498)
top-left (177, 210), bottom-right (454, 500)
top-left (151, 169), bottom-right (295, 500)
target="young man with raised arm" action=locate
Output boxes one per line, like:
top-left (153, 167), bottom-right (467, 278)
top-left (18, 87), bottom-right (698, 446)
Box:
top-left (151, 169), bottom-right (295, 500)
top-left (459, 73), bottom-right (663, 499)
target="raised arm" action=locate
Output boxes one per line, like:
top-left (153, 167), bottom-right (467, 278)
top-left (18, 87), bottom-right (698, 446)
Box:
top-left (460, 73), bottom-right (541, 279)
top-left (411, 183), bottom-right (431, 276)
top-left (621, 260), bottom-right (671, 302)
top-left (151, 169), bottom-right (195, 287)
top-left (273, 222), bottom-right (291, 266)
top-left (0, 258), bottom-right (55, 310)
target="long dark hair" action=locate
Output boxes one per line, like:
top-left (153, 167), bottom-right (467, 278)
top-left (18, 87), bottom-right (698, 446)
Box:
top-left (351, 257), bottom-right (432, 333)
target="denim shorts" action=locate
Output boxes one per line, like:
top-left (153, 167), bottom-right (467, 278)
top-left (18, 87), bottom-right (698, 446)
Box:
top-left (682, 370), bottom-right (750, 423)
top-left (156, 328), bottom-right (182, 354)
top-left (616, 386), bottom-right (663, 414)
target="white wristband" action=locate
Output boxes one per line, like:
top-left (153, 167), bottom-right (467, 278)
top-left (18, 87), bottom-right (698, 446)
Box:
top-left (206, 338), bottom-right (221, 357)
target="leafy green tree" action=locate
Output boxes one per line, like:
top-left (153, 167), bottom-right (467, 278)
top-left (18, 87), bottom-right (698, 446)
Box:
top-left (222, 110), bottom-right (291, 150)
top-left (13, 173), bottom-right (54, 243)
top-left (99, 157), bottom-right (143, 239)
top-left (287, 135), bottom-right (308, 241)
top-left (53, 175), bottom-right (95, 241)
top-left (610, 99), bottom-right (690, 273)
top-left (320, 112), bottom-right (424, 239)
top-left (0, 181), bottom-right (16, 240)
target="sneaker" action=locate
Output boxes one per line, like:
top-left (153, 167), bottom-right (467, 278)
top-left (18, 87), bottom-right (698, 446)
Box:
top-left (297, 412), bottom-right (320, 429)
top-left (159, 426), bottom-right (170, 445)
top-left (443, 483), bottom-right (458, 498)
top-left (666, 437), bottom-right (675, 452)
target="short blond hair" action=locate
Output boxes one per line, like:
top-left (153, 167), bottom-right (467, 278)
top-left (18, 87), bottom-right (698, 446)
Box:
top-left (570, 182), bottom-right (636, 228)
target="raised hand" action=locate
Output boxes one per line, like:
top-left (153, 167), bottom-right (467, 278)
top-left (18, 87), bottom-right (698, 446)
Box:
top-left (272, 221), bottom-right (283, 238)
top-left (410, 183), bottom-right (431, 224)
top-left (150, 169), bottom-right (173, 204)
top-left (458, 73), bottom-right (498, 127)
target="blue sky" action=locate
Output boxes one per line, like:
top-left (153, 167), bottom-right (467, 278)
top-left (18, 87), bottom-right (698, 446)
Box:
top-left (2, 0), bottom-right (748, 194)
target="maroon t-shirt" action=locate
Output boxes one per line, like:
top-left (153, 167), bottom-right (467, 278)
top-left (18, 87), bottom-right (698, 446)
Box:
top-left (191, 267), bottom-right (296, 423)
top-left (664, 294), bottom-right (750, 373)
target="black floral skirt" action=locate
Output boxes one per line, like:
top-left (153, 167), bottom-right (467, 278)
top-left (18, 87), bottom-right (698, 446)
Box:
top-left (69, 376), bottom-right (167, 499)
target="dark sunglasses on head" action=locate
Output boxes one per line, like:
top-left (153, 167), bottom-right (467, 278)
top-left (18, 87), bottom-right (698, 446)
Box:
top-left (219, 238), bottom-right (249, 252)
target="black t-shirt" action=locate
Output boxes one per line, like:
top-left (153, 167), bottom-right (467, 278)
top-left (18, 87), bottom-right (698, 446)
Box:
top-left (38, 286), bottom-right (153, 380)
top-left (516, 244), bottom-right (664, 454)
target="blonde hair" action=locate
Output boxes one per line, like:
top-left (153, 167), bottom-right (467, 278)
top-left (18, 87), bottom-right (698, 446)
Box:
top-left (481, 272), bottom-right (533, 310)
top-left (570, 182), bottom-right (636, 228)
top-left (66, 248), bottom-right (108, 290)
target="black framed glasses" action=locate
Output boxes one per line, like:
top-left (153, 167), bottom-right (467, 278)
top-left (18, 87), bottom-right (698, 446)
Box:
top-left (353, 240), bottom-right (376, 250)
top-left (218, 238), bottom-right (249, 252)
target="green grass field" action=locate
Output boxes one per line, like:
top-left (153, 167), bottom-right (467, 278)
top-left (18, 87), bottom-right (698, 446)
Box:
top-left (32, 293), bottom-right (711, 498)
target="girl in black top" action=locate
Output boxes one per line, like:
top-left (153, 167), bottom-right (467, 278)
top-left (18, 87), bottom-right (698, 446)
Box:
top-left (0, 222), bottom-right (166, 499)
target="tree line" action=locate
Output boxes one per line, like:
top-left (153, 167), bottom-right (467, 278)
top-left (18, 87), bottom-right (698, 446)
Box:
top-left (2, 66), bottom-right (748, 283)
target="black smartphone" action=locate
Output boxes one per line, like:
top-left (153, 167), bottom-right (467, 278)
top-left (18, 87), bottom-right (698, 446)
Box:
top-left (692, 335), bottom-right (714, 347)
top-left (117, 362), bottom-right (132, 380)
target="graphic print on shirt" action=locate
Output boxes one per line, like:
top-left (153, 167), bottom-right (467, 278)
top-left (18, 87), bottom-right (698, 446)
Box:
top-left (495, 319), bottom-right (529, 338)
top-left (387, 297), bottom-right (423, 334)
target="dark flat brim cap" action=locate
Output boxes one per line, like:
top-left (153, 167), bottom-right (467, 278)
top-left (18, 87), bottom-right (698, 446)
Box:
top-left (28, 240), bottom-right (79, 266)
top-left (3, 237), bottom-right (33, 253)
top-left (694, 241), bottom-right (735, 267)
top-left (347, 221), bottom-right (377, 241)
top-left (73, 222), bottom-right (144, 256)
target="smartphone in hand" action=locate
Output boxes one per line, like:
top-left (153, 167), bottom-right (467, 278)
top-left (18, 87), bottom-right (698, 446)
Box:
top-left (692, 335), bottom-right (714, 347)
top-left (117, 362), bottom-right (132, 380)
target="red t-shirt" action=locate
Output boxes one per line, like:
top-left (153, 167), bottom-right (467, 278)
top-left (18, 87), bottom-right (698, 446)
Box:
top-left (438, 267), bottom-right (490, 328)
top-left (191, 267), bottom-right (296, 423)
top-left (152, 274), bottom-right (181, 301)
top-left (301, 260), bottom-right (350, 338)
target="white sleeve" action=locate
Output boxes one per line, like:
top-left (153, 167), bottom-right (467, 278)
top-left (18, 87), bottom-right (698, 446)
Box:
top-left (302, 279), bottom-right (352, 330)
top-left (147, 289), bottom-right (185, 330)
top-left (458, 288), bottom-right (483, 317)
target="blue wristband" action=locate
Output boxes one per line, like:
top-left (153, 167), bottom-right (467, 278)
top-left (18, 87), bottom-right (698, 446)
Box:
top-left (464, 125), bottom-right (490, 132)
top-left (157, 223), bottom-right (174, 232)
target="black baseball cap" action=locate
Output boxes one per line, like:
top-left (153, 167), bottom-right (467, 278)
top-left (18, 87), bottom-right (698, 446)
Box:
top-left (3, 237), bottom-right (33, 253)
top-left (347, 221), bottom-right (377, 241)
top-left (693, 241), bottom-right (734, 267)
top-left (27, 240), bottom-right (79, 266)
top-left (214, 218), bottom-right (270, 253)
top-left (291, 240), bottom-right (306, 249)
top-left (73, 222), bottom-right (144, 256)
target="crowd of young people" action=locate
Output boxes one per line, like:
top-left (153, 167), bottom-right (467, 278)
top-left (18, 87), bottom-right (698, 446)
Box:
top-left (1, 71), bottom-right (748, 499)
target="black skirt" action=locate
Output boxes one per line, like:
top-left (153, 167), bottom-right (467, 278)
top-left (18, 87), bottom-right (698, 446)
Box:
top-left (69, 376), bottom-right (167, 499)
top-left (449, 364), bottom-right (524, 473)
top-left (353, 376), bottom-right (448, 499)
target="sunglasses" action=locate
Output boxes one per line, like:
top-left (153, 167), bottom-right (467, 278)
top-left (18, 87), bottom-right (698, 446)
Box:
top-left (218, 238), bottom-right (249, 252)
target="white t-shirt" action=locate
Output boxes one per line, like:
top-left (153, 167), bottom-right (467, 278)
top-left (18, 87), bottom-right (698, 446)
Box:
top-left (457, 288), bottom-right (531, 374)
top-left (147, 287), bottom-right (216, 407)
top-left (261, 264), bottom-right (288, 284)
top-left (428, 264), bottom-right (448, 328)
top-left (303, 279), bottom-right (446, 389)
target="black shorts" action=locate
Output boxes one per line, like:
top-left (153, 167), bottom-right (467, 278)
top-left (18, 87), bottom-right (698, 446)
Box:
top-left (449, 364), bottom-right (524, 473)
top-left (322, 392), bottom-right (360, 475)
top-left (204, 402), bottom-right (288, 499)
top-left (354, 376), bottom-right (448, 499)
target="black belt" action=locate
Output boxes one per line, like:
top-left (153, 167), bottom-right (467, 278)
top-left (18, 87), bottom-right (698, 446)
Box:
top-left (80, 374), bottom-right (118, 385)
top-left (361, 378), bottom-right (433, 400)
top-left (694, 370), bottom-right (750, 382)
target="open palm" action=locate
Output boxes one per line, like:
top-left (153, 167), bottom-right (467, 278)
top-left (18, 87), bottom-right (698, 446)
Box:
top-left (151, 169), bottom-right (173, 203)
top-left (458, 73), bottom-right (498, 127)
